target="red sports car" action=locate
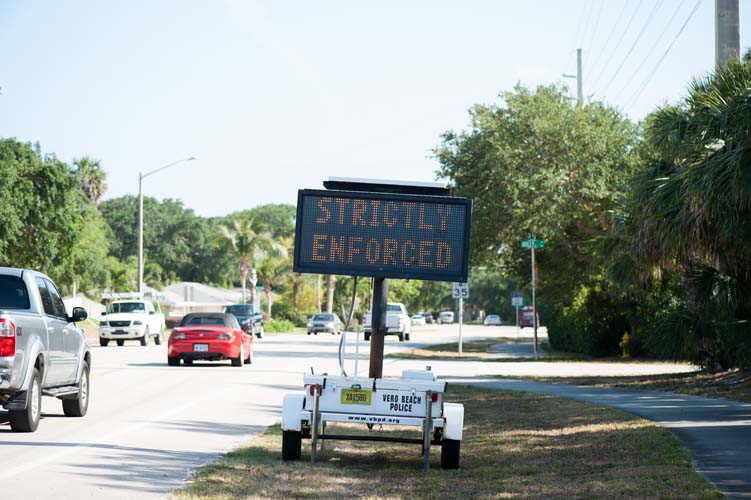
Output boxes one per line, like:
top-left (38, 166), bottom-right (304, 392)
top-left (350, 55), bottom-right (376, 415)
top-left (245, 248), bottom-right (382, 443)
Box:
top-left (168, 312), bottom-right (253, 367)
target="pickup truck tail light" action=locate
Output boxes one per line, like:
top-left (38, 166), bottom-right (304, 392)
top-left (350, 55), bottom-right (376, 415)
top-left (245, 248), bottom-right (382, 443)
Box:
top-left (0, 318), bottom-right (16, 357)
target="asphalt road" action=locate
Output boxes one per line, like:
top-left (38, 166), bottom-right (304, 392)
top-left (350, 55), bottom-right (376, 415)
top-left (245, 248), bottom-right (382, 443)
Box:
top-left (0, 325), bottom-right (697, 500)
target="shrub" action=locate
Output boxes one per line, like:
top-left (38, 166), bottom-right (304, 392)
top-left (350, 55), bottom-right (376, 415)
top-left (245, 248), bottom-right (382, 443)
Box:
top-left (264, 318), bottom-right (295, 333)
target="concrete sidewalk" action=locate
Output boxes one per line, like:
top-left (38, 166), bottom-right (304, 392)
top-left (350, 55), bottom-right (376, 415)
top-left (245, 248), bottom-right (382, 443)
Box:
top-left (445, 377), bottom-right (751, 500)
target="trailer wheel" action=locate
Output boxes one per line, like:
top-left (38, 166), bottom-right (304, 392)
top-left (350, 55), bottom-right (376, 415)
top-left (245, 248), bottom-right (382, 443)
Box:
top-left (441, 439), bottom-right (461, 469)
top-left (282, 430), bottom-right (302, 461)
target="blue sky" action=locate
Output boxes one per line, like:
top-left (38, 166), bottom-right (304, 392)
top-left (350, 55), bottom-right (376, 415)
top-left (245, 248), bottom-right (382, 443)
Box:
top-left (1, 1), bottom-right (749, 216)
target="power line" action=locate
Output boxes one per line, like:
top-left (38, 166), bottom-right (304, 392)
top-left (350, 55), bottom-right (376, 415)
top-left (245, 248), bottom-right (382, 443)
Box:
top-left (589, 0), bottom-right (632, 74)
top-left (590, 0), bottom-right (646, 90)
top-left (613, 0), bottom-right (688, 101)
top-left (624, 0), bottom-right (704, 110)
top-left (600, 0), bottom-right (666, 96)
top-left (578, 0), bottom-right (596, 49)
top-left (586, 1), bottom-right (605, 53)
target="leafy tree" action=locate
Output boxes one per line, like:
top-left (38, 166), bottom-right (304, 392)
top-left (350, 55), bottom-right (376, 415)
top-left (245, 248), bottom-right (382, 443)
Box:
top-left (257, 253), bottom-right (289, 316)
top-left (435, 84), bottom-right (640, 354)
top-left (0, 139), bottom-right (83, 283)
top-left (227, 204), bottom-right (296, 239)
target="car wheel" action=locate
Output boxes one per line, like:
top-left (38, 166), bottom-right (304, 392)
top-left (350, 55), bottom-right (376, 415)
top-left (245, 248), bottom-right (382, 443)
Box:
top-left (9, 368), bottom-right (41, 432)
top-left (154, 328), bottom-right (163, 345)
top-left (256, 324), bottom-right (264, 339)
top-left (183, 358), bottom-right (193, 366)
top-left (441, 439), bottom-right (461, 469)
top-left (140, 328), bottom-right (150, 346)
top-left (99, 338), bottom-right (109, 347)
top-left (398, 333), bottom-right (404, 342)
top-left (307, 331), bottom-right (311, 335)
top-left (116, 339), bottom-right (125, 346)
top-left (167, 356), bottom-right (180, 366)
top-left (232, 344), bottom-right (244, 367)
top-left (63, 360), bottom-right (89, 417)
top-left (244, 342), bottom-right (253, 364)
top-left (282, 430), bottom-right (302, 461)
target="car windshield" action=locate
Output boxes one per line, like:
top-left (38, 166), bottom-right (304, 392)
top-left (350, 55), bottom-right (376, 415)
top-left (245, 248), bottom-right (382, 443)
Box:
top-left (0, 275), bottom-right (30, 309)
top-left (107, 302), bottom-right (146, 314)
top-left (185, 317), bottom-right (226, 326)
top-left (313, 314), bottom-right (334, 321)
top-left (225, 305), bottom-right (252, 315)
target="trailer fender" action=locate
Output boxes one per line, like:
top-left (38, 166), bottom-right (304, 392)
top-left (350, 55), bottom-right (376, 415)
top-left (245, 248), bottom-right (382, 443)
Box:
top-left (443, 403), bottom-right (464, 441)
top-left (282, 394), bottom-right (306, 431)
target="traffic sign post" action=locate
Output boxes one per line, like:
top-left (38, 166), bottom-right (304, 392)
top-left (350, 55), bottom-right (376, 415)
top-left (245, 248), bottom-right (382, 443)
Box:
top-left (520, 237), bottom-right (544, 359)
top-left (452, 283), bottom-right (468, 356)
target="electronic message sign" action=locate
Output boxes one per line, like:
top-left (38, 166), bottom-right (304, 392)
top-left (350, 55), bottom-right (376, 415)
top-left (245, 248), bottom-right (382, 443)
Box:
top-left (294, 189), bottom-right (472, 282)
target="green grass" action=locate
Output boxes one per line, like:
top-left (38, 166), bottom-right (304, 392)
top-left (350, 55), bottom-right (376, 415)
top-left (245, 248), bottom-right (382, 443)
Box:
top-left (172, 386), bottom-right (721, 500)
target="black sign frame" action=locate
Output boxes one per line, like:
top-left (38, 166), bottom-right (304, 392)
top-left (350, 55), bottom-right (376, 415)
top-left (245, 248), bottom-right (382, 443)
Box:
top-left (293, 189), bottom-right (472, 282)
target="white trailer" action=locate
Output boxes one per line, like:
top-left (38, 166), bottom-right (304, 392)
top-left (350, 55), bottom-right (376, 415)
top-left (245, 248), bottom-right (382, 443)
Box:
top-left (281, 368), bottom-right (464, 470)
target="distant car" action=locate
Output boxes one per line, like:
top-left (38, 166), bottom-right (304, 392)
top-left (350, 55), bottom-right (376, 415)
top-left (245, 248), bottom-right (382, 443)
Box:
top-left (420, 312), bottom-right (435, 324)
top-left (99, 299), bottom-right (165, 346)
top-left (411, 314), bottom-right (426, 326)
top-left (484, 314), bottom-right (502, 326)
top-left (307, 313), bottom-right (342, 335)
top-left (438, 311), bottom-right (455, 324)
top-left (167, 312), bottom-right (253, 367)
top-left (224, 303), bottom-right (264, 339)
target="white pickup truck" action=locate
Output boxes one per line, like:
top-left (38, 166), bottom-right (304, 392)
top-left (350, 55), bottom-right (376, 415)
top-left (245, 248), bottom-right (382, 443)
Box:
top-left (99, 300), bottom-right (165, 347)
top-left (363, 302), bottom-right (411, 342)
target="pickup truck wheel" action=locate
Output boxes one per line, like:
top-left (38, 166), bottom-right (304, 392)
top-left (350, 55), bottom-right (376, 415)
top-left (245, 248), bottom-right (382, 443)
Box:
top-left (231, 345), bottom-right (243, 367)
top-left (398, 333), bottom-right (404, 342)
top-left (9, 368), bottom-right (41, 432)
top-left (63, 361), bottom-right (89, 417)
top-left (116, 339), bottom-right (124, 346)
top-left (167, 356), bottom-right (180, 366)
top-left (140, 328), bottom-right (150, 346)
top-left (405, 333), bottom-right (411, 341)
top-left (282, 430), bottom-right (302, 461)
top-left (441, 439), bottom-right (461, 469)
top-left (154, 328), bottom-right (163, 345)
top-left (99, 338), bottom-right (109, 347)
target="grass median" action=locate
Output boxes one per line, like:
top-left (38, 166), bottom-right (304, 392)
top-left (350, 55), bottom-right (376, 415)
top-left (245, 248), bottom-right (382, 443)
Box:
top-left (172, 385), bottom-right (721, 500)
top-left (386, 338), bottom-right (590, 362)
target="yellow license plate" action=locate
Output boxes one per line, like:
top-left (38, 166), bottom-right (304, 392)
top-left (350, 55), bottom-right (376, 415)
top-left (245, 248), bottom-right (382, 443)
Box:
top-left (341, 388), bottom-right (371, 405)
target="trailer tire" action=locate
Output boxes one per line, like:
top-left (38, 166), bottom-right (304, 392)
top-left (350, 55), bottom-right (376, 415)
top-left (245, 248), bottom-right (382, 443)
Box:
top-left (282, 430), bottom-right (302, 461)
top-left (441, 439), bottom-right (461, 469)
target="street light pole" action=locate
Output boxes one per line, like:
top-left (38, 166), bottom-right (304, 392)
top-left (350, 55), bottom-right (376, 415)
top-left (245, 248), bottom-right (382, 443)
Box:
top-left (137, 156), bottom-right (196, 294)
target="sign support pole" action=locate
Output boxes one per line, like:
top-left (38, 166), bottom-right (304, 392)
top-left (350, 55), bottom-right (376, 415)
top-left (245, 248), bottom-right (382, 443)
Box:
top-left (531, 243), bottom-right (538, 359)
top-left (515, 305), bottom-right (519, 338)
top-left (369, 277), bottom-right (388, 379)
top-left (458, 297), bottom-right (463, 357)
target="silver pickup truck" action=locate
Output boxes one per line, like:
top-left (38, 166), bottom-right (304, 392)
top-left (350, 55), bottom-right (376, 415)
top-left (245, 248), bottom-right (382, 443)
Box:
top-left (0, 267), bottom-right (91, 432)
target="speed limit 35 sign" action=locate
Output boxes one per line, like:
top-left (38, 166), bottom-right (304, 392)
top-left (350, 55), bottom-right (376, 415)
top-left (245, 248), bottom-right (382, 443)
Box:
top-left (452, 282), bottom-right (469, 299)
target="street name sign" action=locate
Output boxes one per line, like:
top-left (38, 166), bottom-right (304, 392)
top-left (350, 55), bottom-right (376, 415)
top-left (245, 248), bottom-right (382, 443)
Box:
top-left (452, 282), bottom-right (469, 299)
top-left (520, 239), bottom-right (545, 249)
top-left (294, 189), bottom-right (472, 282)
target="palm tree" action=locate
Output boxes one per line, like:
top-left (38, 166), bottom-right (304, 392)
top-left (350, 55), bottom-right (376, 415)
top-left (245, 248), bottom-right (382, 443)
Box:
top-left (257, 253), bottom-right (289, 317)
top-left (216, 217), bottom-right (281, 306)
top-left (622, 51), bottom-right (751, 369)
top-left (73, 156), bottom-right (107, 205)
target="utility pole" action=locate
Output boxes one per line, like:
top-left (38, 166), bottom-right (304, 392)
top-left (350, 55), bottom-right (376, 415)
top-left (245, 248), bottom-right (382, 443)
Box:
top-left (576, 48), bottom-right (583, 104)
top-left (715, 0), bottom-right (740, 68)
top-left (531, 241), bottom-right (538, 359)
top-left (563, 48), bottom-right (583, 105)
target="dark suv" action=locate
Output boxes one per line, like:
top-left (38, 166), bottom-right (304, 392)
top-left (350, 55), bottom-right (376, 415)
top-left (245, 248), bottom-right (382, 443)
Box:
top-left (224, 304), bottom-right (264, 338)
